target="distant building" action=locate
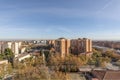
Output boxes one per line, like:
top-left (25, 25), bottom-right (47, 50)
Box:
top-left (48, 40), bottom-right (55, 47)
top-left (2, 42), bottom-right (13, 53)
top-left (1, 42), bottom-right (13, 53)
top-left (33, 40), bottom-right (37, 44)
top-left (12, 42), bottom-right (19, 57)
top-left (71, 38), bottom-right (92, 55)
top-left (18, 42), bottom-right (22, 48)
top-left (0, 41), bottom-right (22, 57)
top-left (0, 41), bottom-right (5, 54)
top-left (55, 38), bottom-right (70, 58)
top-left (20, 47), bottom-right (26, 54)
top-left (17, 53), bottom-right (31, 62)
top-left (7, 42), bottom-right (12, 49)
top-left (48, 38), bottom-right (92, 57)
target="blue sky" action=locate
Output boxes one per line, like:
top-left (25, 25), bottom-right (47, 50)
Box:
top-left (0, 0), bottom-right (120, 40)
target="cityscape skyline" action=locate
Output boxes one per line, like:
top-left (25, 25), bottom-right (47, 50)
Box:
top-left (0, 0), bottom-right (120, 40)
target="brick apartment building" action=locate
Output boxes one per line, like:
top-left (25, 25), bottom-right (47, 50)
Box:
top-left (71, 38), bottom-right (92, 55)
top-left (48, 38), bottom-right (92, 58)
top-left (55, 38), bottom-right (70, 58)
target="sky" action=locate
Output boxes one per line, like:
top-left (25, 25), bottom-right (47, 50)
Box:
top-left (0, 0), bottom-right (120, 40)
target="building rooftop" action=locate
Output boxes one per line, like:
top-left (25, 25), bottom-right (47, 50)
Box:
top-left (104, 71), bottom-right (120, 80)
top-left (16, 53), bottom-right (31, 59)
top-left (92, 70), bottom-right (120, 80)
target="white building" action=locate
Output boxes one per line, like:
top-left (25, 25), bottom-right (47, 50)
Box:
top-left (0, 60), bottom-right (8, 64)
top-left (1, 42), bottom-right (13, 54)
top-left (12, 42), bottom-right (19, 57)
top-left (0, 41), bottom-right (24, 57)
top-left (17, 54), bottom-right (31, 62)
top-left (2, 42), bottom-right (21, 57)
top-left (18, 42), bottom-right (22, 48)
top-left (3, 42), bottom-right (12, 51)
top-left (7, 42), bottom-right (12, 49)
top-left (20, 47), bottom-right (26, 54)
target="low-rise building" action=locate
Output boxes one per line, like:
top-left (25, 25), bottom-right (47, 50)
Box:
top-left (17, 53), bottom-right (31, 62)
top-left (20, 47), bottom-right (26, 54)
top-left (0, 60), bottom-right (8, 64)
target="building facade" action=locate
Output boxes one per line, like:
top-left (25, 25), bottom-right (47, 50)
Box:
top-left (12, 42), bottom-right (19, 57)
top-left (48, 40), bottom-right (55, 47)
top-left (71, 38), bottom-right (92, 55)
top-left (0, 42), bottom-right (22, 57)
top-left (55, 38), bottom-right (70, 58)
top-left (48, 38), bottom-right (92, 57)
top-left (0, 41), bottom-right (5, 54)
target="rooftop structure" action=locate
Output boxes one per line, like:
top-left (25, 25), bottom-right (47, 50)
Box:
top-left (92, 70), bottom-right (120, 80)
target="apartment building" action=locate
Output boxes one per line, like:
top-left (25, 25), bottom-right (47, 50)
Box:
top-left (0, 42), bottom-right (22, 57)
top-left (48, 38), bottom-right (92, 57)
top-left (11, 42), bottom-right (19, 57)
top-left (55, 38), bottom-right (70, 58)
top-left (0, 41), bottom-right (5, 54)
top-left (18, 42), bottom-right (22, 48)
top-left (71, 38), bottom-right (92, 55)
top-left (0, 42), bottom-right (13, 54)
top-left (48, 40), bottom-right (55, 46)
